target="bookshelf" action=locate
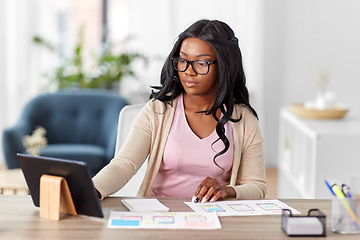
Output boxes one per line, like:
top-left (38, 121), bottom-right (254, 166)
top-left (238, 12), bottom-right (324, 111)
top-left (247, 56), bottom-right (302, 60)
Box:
top-left (277, 108), bottom-right (360, 199)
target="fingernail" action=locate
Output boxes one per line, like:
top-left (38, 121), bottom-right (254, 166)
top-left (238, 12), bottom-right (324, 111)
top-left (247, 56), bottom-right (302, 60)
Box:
top-left (194, 197), bottom-right (200, 203)
top-left (201, 197), bottom-right (207, 203)
top-left (191, 196), bottom-right (196, 202)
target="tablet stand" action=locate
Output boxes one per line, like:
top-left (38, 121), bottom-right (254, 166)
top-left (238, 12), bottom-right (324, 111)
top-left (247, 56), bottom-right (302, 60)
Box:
top-left (39, 174), bottom-right (78, 220)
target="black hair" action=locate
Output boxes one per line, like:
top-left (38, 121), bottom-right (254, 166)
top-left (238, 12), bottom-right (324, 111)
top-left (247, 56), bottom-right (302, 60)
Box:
top-left (150, 19), bottom-right (258, 170)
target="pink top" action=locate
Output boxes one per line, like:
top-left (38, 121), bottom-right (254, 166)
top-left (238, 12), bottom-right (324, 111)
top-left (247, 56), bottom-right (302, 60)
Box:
top-left (149, 94), bottom-right (234, 197)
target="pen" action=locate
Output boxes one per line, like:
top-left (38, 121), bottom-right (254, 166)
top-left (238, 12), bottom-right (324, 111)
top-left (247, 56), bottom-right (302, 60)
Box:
top-left (192, 196), bottom-right (200, 203)
top-left (332, 184), bottom-right (360, 230)
top-left (325, 180), bottom-right (335, 195)
top-left (342, 184), bottom-right (357, 216)
top-left (342, 185), bottom-right (352, 198)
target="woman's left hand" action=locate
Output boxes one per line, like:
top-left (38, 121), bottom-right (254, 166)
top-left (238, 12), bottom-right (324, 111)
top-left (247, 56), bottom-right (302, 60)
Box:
top-left (192, 177), bottom-right (235, 203)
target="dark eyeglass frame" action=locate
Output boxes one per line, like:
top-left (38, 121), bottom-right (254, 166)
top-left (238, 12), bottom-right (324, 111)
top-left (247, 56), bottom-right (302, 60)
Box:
top-left (171, 57), bottom-right (217, 75)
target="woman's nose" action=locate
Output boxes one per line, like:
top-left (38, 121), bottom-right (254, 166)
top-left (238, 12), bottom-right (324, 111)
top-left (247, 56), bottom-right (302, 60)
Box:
top-left (185, 63), bottom-right (197, 76)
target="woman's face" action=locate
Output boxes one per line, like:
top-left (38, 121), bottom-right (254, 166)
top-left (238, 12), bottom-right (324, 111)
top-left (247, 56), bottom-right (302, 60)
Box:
top-left (177, 38), bottom-right (217, 98)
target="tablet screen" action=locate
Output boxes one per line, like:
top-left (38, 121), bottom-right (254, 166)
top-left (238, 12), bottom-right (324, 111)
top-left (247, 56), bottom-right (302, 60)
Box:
top-left (17, 153), bottom-right (103, 218)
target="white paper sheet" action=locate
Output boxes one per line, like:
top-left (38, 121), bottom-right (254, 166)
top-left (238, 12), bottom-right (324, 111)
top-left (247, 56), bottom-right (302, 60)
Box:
top-left (185, 199), bottom-right (301, 216)
top-left (121, 198), bottom-right (169, 212)
top-left (107, 211), bottom-right (222, 229)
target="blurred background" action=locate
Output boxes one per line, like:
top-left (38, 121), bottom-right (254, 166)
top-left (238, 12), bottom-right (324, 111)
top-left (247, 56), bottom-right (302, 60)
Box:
top-left (1, 0), bottom-right (360, 197)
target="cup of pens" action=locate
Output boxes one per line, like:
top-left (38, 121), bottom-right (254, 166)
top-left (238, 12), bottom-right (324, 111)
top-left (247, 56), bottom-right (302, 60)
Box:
top-left (331, 178), bottom-right (360, 234)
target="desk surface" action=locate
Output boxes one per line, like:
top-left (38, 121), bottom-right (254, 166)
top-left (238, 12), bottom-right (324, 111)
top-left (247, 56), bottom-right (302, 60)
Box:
top-left (0, 195), bottom-right (358, 240)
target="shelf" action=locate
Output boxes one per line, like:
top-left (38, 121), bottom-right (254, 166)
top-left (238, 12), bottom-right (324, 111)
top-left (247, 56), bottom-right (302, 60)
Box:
top-left (278, 108), bottom-right (360, 199)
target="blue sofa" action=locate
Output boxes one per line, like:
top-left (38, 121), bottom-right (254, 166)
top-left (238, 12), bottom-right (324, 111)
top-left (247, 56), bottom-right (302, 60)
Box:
top-left (2, 90), bottom-right (128, 176)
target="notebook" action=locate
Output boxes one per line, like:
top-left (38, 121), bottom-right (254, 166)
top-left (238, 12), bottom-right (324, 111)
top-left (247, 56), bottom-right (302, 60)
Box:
top-left (121, 199), bottom-right (169, 212)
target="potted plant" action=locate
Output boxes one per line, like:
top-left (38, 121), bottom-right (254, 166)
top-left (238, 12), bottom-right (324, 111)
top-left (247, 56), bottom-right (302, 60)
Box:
top-left (33, 27), bottom-right (146, 91)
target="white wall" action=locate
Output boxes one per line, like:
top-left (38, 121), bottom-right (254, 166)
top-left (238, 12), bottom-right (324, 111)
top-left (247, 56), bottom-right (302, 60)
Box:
top-left (262, 0), bottom-right (360, 167)
top-left (281, 0), bottom-right (360, 111)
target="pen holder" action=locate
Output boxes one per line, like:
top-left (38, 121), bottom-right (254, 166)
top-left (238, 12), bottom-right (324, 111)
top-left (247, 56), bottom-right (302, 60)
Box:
top-left (332, 197), bottom-right (360, 234)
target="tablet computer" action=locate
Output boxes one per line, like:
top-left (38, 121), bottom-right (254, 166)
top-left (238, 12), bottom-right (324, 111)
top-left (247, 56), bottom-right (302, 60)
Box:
top-left (17, 153), bottom-right (103, 218)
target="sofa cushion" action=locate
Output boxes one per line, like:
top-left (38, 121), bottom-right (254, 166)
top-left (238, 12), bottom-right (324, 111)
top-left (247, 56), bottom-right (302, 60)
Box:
top-left (38, 144), bottom-right (106, 176)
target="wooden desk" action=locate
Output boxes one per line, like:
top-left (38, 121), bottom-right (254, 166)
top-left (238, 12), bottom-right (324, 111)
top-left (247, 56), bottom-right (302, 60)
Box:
top-left (0, 195), bottom-right (358, 239)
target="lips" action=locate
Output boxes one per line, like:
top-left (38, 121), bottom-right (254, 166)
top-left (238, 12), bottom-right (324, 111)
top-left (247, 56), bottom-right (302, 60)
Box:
top-left (183, 80), bottom-right (199, 87)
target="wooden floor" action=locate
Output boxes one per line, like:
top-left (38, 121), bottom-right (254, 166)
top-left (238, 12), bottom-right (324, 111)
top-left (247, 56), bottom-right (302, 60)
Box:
top-left (0, 164), bottom-right (29, 195)
top-left (265, 167), bottom-right (278, 199)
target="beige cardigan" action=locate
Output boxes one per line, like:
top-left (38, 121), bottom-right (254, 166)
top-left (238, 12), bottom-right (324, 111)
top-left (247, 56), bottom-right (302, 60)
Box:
top-left (92, 98), bottom-right (267, 199)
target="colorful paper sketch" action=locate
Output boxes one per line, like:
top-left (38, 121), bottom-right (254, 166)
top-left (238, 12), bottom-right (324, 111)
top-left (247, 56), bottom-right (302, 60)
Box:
top-left (257, 203), bottom-right (281, 210)
top-left (229, 204), bottom-right (254, 212)
top-left (185, 214), bottom-right (207, 222)
top-left (201, 204), bottom-right (225, 212)
top-left (108, 211), bottom-right (221, 229)
top-left (153, 216), bottom-right (174, 224)
top-left (185, 199), bottom-right (301, 217)
top-left (111, 219), bottom-right (140, 226)
top-left (256, 203), bottom-right (283, 214)
top-left (122, 215), bottom-right (142, 221)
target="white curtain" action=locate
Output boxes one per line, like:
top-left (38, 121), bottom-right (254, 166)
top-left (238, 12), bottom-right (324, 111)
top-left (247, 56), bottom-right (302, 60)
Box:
top-left (0, 0), bottom-right (59, 164)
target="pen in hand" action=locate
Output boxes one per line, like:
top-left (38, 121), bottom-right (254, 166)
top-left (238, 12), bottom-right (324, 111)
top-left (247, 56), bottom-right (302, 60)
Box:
top-left (192, 177), bottom-right (236, 203)
top-left (192, 196), bottom-right (200, 203)
top-left (192, 177), bottom-right (227, 203)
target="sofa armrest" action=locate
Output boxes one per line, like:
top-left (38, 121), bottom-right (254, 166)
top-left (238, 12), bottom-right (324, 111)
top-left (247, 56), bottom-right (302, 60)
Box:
top-left (2, 121), bottom-right (32, 169)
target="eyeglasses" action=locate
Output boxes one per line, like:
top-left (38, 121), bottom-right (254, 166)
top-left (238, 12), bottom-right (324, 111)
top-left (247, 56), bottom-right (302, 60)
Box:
top-left (172, 57), bottom-right (217, 75)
